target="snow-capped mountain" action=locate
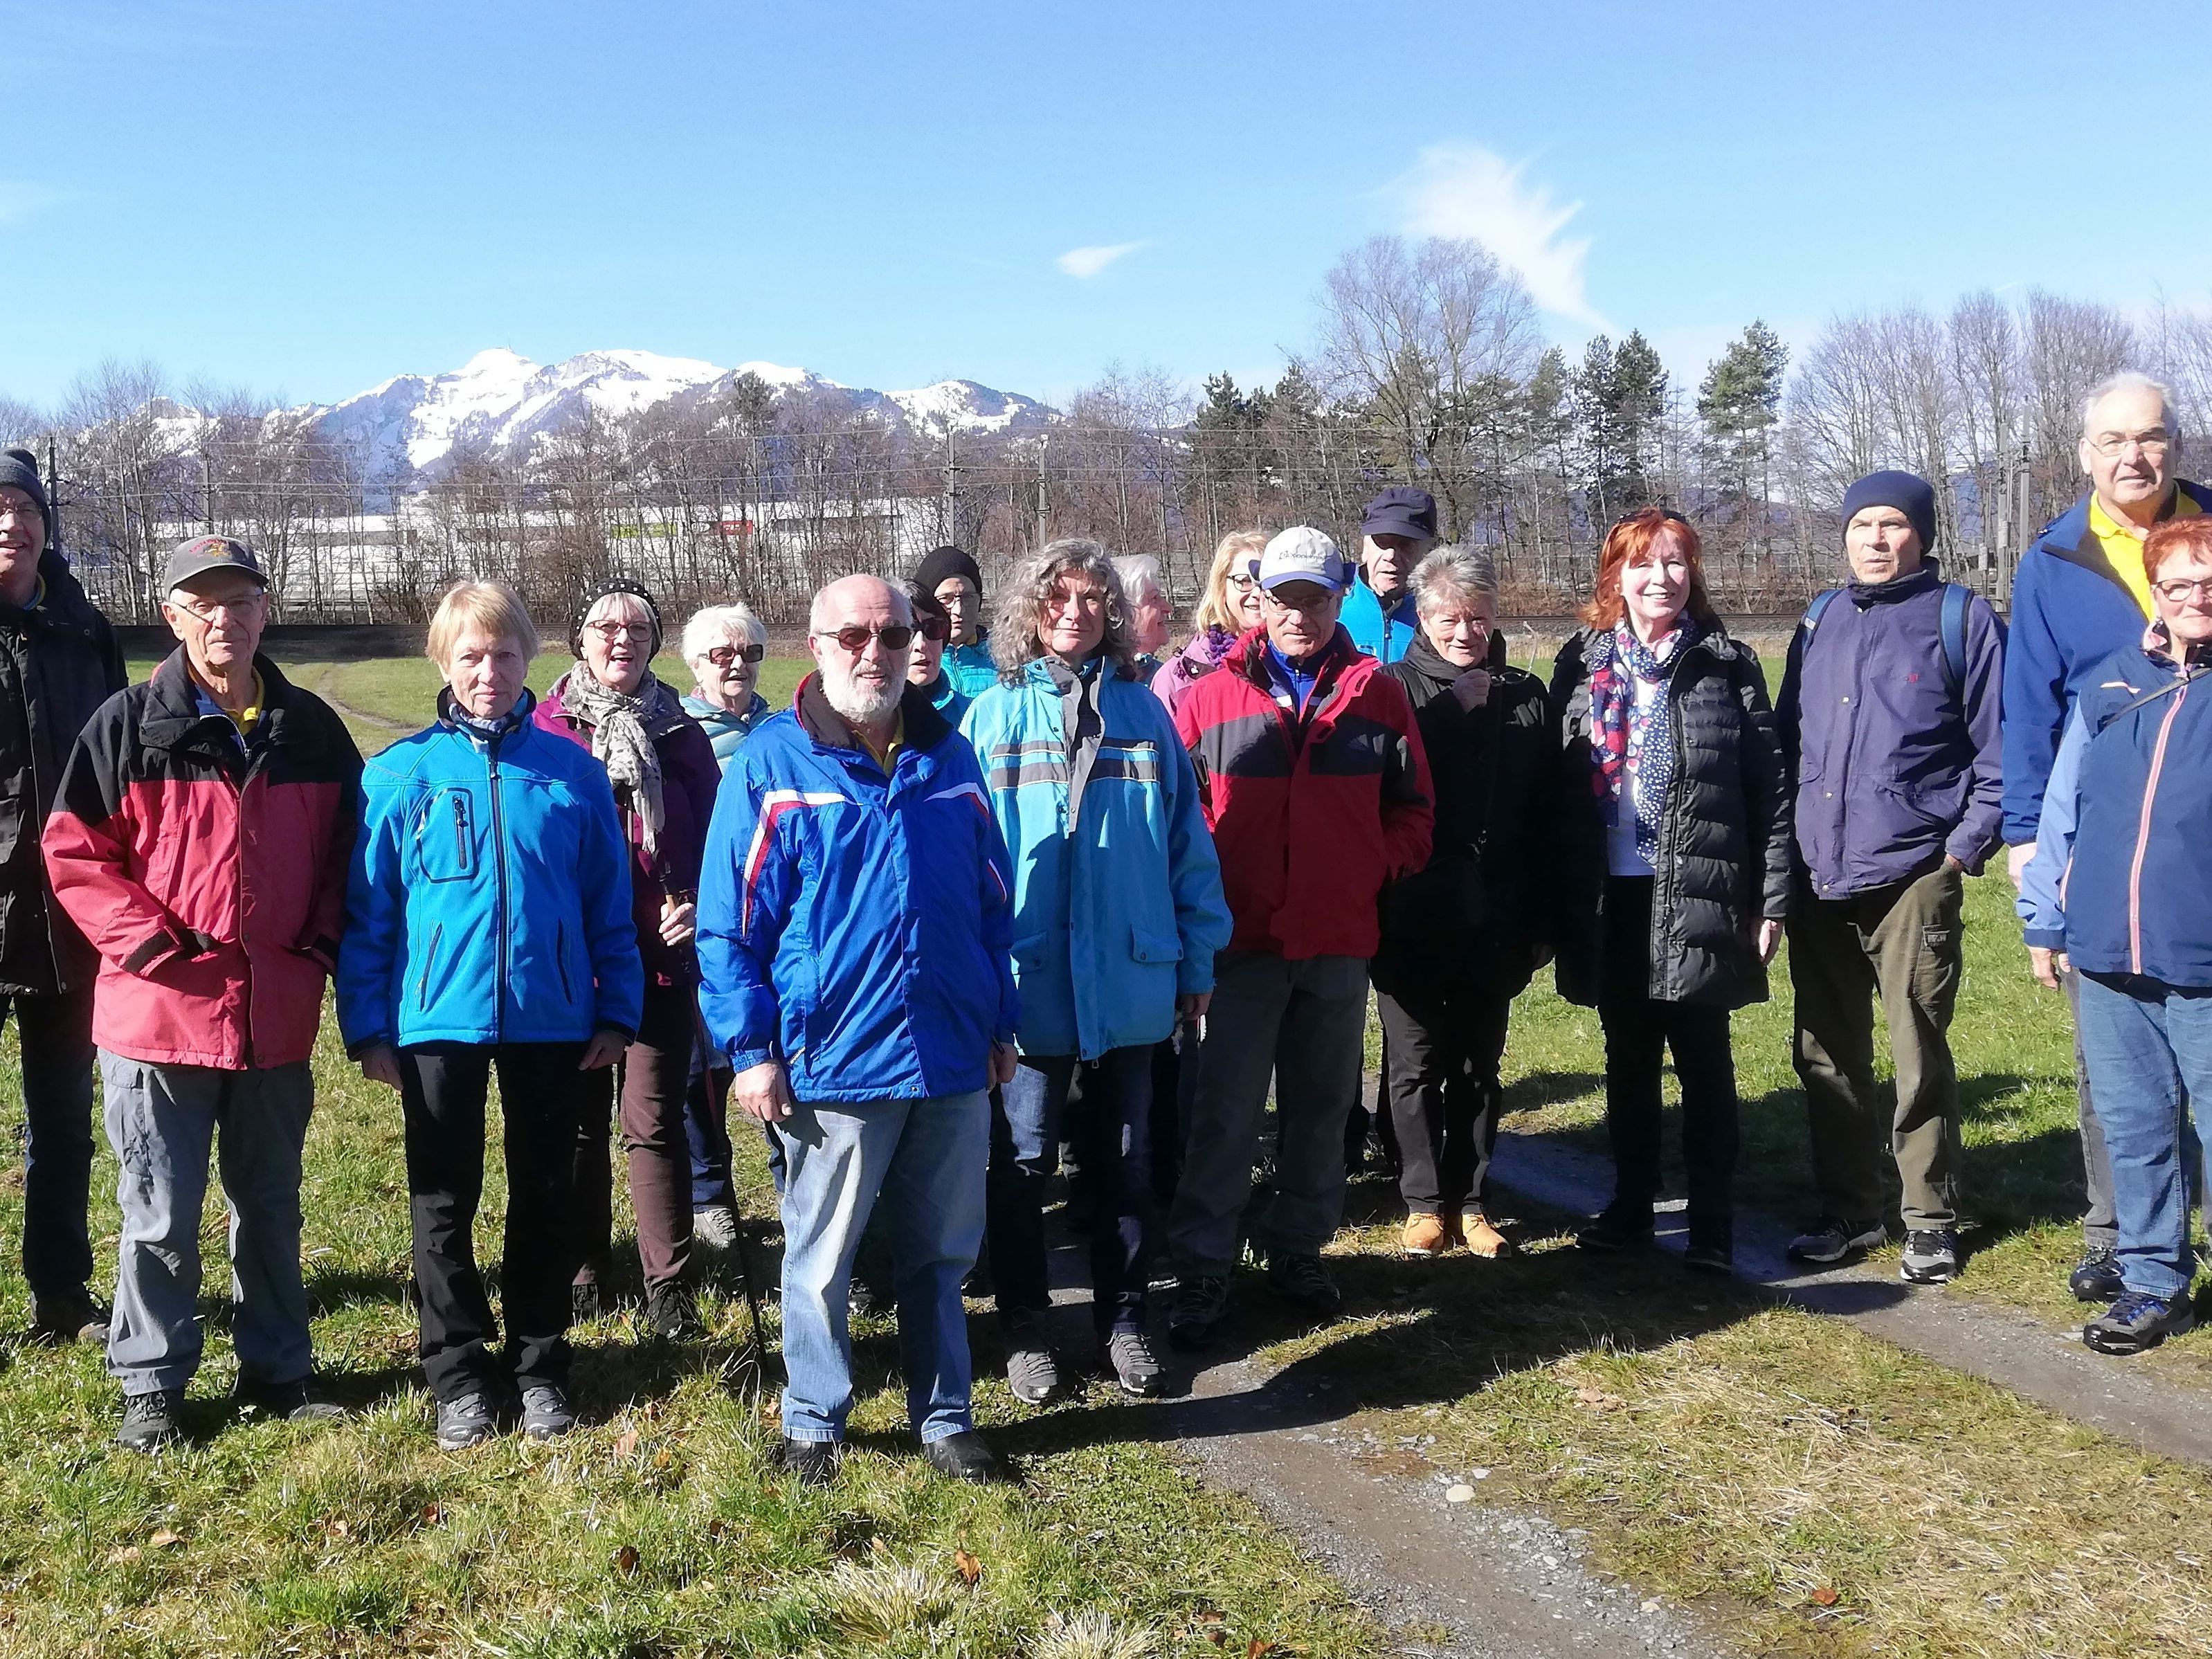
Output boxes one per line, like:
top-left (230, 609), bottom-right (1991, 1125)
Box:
top-left (305, 348), bottom-right (1053, 488)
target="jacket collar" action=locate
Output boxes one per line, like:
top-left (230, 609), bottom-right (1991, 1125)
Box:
top-left (794, 671), bottom-right (954, 759)
top-left (1398, 627), bottom-right (1507, 691)
top-left (1847, 556), bottom-right (1943, 608)
top-left (1232, 622), bottom-right (1359, 686)
top-left (2041, 480), bottom-right (2207, 572)
top-left (0, 552), bottom-right (102, 637)
top-left (142, 649), bottom-right (305, 752)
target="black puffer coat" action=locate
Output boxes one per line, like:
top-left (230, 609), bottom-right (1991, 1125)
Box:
top-left (1373, 631), bottom-right (1557, 999)
top-left (0, 551), bottom-right (126, 996)
top-left (1549, 624), bottom-right (1791, 1010)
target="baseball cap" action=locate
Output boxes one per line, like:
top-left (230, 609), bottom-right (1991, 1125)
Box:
top-left (1256, 526), bottom-right (1350, 595)
top-left (161, 535), bottom-right (268, 593)
top-left (1360, 485), bottom-right (1438, 541)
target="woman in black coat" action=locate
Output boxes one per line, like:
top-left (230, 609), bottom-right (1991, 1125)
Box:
top-left (1549, 509), bottom-right (1791, 1271)
top-left (1374, 547), bottom-right (1557, 1260)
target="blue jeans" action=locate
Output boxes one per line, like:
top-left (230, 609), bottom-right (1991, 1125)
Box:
top-left (100, 1052), bottom-right (315, 1395)
top-left (774, 1089), bottom-right (988, 1444)
top-left (685, 1037), bottom-right (735, 1209)
top-left (2074, 971), bottom-right (2212, 1301)
top-left (988, 1046), bottom-right (1152, 1338)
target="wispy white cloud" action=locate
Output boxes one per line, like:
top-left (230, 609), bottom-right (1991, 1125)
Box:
top-left (1055, 242), bottom-right (1146, 279)
top-left (1390, 145), bottom-right (1606, 329)
top-left (0, 183), bottom-right (69, 226)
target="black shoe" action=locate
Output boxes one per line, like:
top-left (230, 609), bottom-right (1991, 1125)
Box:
top-left (1786, 1217), bottom-right (1887, 1266)
top-left (571, 1281), bottom-right (605, 1324)
top-left (848, 1278), bottom-right (885, 1321)
top-left (2070, 1246), bottom-right (2124, 1304)
top-left (921, 1430), bottom-right (1004, 1483)
top-left (1900, 1229), bottom-right (1961, 1285)
top-left (435, 1391), bottom-right (501, 1451)
top-left (235, 1375), bottom-right (345, 1422)
top-left (1266, 1251), bottom-right (1343, 1316)
top-left (1168, 1273), bottom-right (1230, 1351)
top-left (520, 1384), bottom-right (576, 1441)
top-left (30, 1289), bottom-right (110, 1346)
top-left (1103, 1330), bottom-right (1165, 1397)
top-left (644, 1282), bottom-right (701, 1340)
top-left (116, 1389), bottom-right (184, 1454)
top-left (1683, 1242), bottom-right (1734, 1276)
top-left (779, 1435), bottom-right (842, 1486)
top-left (2084, 1289), bottom-right (2197, 1355)
top-left (1577, 1204), bottom-right (1656, 1253)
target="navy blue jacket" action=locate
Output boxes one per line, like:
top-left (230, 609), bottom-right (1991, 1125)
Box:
top-left (696, 675), bottom-right (1018, 1103)
top-left (1777, 561), bottom-right (2006, 898)
top-left (337, 696), bottom-right (645, 1052)
top-left (2019, 641), bottom-right (2212, 986)
top-left (2002, 482), bottom-right (2206, 845)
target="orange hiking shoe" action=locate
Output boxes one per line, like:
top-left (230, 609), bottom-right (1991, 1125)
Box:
top-left (1401, 1213), bottom-right (1450, 1256)
top-left (1459, 1213), bottom-right (1514, 1258)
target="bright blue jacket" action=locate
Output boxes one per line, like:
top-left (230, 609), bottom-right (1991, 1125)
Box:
top-left (696, 676), bottom-right (1018, 1102)
top-left (943, 638), bottom-right (999, 700)
top-left (919, 670), bottom-right (971, 728)
top-left (2019, 641), bottom-right (2212, 986)
top-left (2002, 482), bottom-right (2206, 844)
top-left (1340, 570), bottom-right (1420, 663)
top-left (961, 656), bottom-right (1232, 1061)
top-left (337, 696), bottom-right (645, 1051)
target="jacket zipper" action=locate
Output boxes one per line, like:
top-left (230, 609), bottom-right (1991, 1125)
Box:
top-left (419, 923), bottom-right (442, 1007)
top-left (451, 793), bottom-right (469, 872)
top-left (488, 731), bottom-right (511, 1042)
top-left (556, 922), bottom-right (574, 1003)
top-left (2128, 679), bottom-right (2190, 973)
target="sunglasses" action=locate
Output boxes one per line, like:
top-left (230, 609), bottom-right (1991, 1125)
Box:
top-left (816, 622), bottom-right (914, 653)
top-left (914, 614), bottom-right (951, 643)
top-left (1611, 507), bottom-right (1689, 532)
top-left (705, 643), bottom-right (766, 668)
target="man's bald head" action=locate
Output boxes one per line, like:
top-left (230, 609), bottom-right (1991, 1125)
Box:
top-left (809, 574), bottom-right (912, 635)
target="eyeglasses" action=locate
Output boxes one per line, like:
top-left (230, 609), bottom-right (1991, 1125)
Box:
top-left (2154, 576), bottom-right (2212, 603)
top-left (705, 643), bottom-right (765, 668)
top-left (1225, 572), bottom-right (1258, 591)
top-left (171, 592), bottom-right (266, 622)
top-left (816, 622), bottom-right (914, 653)
top-left (1260, 587), bottom-right (1338, 616)
top-left (587, 621), bottom-right (653, 642)
top-left (2089, 430), bottom-right (2173, 459)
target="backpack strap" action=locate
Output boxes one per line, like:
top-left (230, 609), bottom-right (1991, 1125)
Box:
top-left (1802, 588), bottom-right (1841, 632)
top-left (1938, 583), bottom-right (1970, 698)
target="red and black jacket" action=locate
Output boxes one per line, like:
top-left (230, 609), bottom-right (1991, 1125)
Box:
top-left (42, 651), bottom-right (361, 1070)
top-left (1171, 624), bottom-right (1433, 961)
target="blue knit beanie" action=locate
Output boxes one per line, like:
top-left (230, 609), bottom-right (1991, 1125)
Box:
top-left (1840, 470), bottom-right (1937, 554)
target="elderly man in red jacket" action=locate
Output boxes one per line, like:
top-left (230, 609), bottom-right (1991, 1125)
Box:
top-left (44, 536), bottom-right (361, 1452)
top-left (1166, 526), bottom-right (1433, 1348)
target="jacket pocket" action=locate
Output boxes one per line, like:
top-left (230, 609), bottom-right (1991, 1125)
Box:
top-left (1130, 925), bottom-right (1183, 965)
top-left (555, 922), bottom-right (576, 1005)
top-left (415, 924), bottom-right (444, 1010)
top-left (414, 790), bottom-right (476, 882)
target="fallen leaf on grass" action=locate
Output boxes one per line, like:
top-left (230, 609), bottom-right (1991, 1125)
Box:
top-left (613, 1429), bottom-right (640, 1458)
top-left (1573, 1385), bottom-right (1625, 1411)
top-left (147, 1529), bottom-right (184, 1550)
top-left (1809, 1586), bottom-right (1840, 1608)
top-left (420, 1503), bottom-right (444, 1526)
top-left (105, 1546), bottom-right (141, 1565)
top-left (1206, 1631), bottom-right (1227, 1649)
top-left (953, 1548), bottom-right (981, 1586)
top-left (614, 1545), bottom-right (640, 1577)
top-left (1248, 1640), bottom-right (1272, 1658)
top-left (1195, 1607), bottom-right (1224, 1624)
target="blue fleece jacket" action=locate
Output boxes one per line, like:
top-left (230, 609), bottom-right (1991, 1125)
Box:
top-left (1340, 570), bottom-right (1420, 663)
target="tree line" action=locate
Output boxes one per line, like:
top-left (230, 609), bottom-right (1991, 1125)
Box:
top-left (6, 239), bottom-right (2209, 626)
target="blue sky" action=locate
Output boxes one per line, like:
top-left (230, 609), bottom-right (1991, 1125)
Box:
top-left (6, 0), bottom-right (2204, 410)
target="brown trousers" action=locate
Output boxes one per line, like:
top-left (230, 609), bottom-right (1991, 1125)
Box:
top-left (571, 978), bottom-right (696, 1292)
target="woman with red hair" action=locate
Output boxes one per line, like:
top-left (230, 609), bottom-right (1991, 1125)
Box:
top-left (1548, 509), bottom-right (1792, 1271)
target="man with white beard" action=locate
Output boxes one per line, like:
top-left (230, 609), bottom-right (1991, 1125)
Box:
top-left (696, 574), bottom-right (1019, 1486)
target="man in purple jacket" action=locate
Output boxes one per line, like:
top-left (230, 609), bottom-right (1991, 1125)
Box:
top-left (1777, 471), bottom-right (2006, 1287)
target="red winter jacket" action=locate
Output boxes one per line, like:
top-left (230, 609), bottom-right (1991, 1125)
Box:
top-left (1172, 626), bottom-right (1433, 960)
top-left (42, 652), bottom-right (361, 1070)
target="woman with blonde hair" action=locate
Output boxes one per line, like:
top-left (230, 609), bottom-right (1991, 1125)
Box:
top-left (1152, 529), bottom-right (1267, 718)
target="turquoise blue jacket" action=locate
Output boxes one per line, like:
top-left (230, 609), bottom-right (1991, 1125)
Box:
top-left (336, 696), bottom-right (645, 1051)
top-left (1341, 570), bottom-right (1420, 663)
top-left (961, 655), bottom-right (1231, 1060)
top-left (943, 637), bottom-right (999, 700)
top-left (682, 689), bottom-right (774, 774)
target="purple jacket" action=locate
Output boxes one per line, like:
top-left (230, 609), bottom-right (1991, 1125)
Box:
top-left (1776, 561), bottom-right (2006, 898)
top-left (1152, 626), bottom-right (1238, 720)
top-left (535, 671), bottom-right (722, 986)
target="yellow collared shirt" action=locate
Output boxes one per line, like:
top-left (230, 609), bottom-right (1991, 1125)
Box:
top-left (2087, 489), bottom-right (2202, 617)
top-left (860, 712), bottom-right (904, 774)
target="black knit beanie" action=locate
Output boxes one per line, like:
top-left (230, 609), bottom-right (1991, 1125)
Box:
top-left (570, 578), bottom-right (663, 656)
top-left (0, 448), bottom-right (50, 543)
top-left (1840, 470), bottom-right (1937, 556)
top-left (912, 543), bottom-right (982, 598)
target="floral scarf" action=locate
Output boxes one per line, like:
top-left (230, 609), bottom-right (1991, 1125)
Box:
top-left (1586, 619), bottom-right (1701, 867)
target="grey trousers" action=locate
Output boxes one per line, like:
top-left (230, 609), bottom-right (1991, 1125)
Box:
top-left (2064, 965), bottom-right (2119, 1249)
top-left (100, 1051), bottom-right (314, 1397)
top-left (1168, 952), bottom-right (1369, 1276)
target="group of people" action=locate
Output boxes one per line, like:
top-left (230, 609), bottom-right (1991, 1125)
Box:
top-left (0, 365), bottom-right (2203, 1475)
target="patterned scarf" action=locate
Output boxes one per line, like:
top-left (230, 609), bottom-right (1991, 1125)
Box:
top-left (1586, 618), bottom-right (1701, 866)
top-left (560, 667), bottom-right (684, 856)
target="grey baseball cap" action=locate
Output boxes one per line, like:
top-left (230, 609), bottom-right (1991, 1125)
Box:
top-left (161, 535), bottom-right (267, 592)
top-left (1256, 525), bottom-right (1351, 594)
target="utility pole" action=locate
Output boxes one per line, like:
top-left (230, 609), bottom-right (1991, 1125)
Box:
top-left (941, 429), bottom-right (957, 547)
top-left (1036, 433), bottom-right (1049, 536)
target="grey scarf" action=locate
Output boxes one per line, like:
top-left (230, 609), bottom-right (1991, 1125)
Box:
top-left (562, 667), bottom-right (681, 855)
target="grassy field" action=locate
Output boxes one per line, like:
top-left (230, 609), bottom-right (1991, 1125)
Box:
top-left (18, 646), bottom-right (2209, 1657)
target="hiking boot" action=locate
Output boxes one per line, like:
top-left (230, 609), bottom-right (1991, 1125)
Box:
top-left (30, 1288), bottom-right (110, 1346)
top-left (1682, 1242), bottom-right (1734, 1276)
top-left (1786, 1217), bottom-right (1887, 1266)
top-left (1576, 1204), bottom-right (1655, 1253)
top-left (235, 1375), bottom-right (344, 1422)
top-left (435, 1392), bottom-right (501, 1451)
top-left (1168, 1273), bottom-right (1231, 1351)
top-left (2070, 1245), bottom-right (2124, 1305)
top-left (1459, 1213), bottom-right (1515, 1259)
top-left (1900, 1229), bottom-right (1961, 1285)
top-left (1401, 1213), bottom-right (1449, 1257)
top-left (116, 1389), bottom-right (183, 1454)
top-left (571, 1281), bottom-right (605, 1325)
top-left (2084, 1289), bottom-right (2197, 1355)
top-left (780, 1435), bottom-right (842, 1485)
top-left (691, 1205), bottom-right (741, 1251)
top-left (1003, 1321), bottom-right (1062, 1405)
top-left (519, 1384), bottom-right (576, 1441)
top-left (644, 1282), bottom-right (702, 1340)
top-left (921, 1429), bottom-right (1004, 1483)
top-left (1267, 1251), bottom-right (1343, 1316)
top-left (1103, 1330), bottom-right (1165, 1397)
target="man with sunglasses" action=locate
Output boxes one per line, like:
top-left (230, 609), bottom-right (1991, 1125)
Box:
top-left (1166, 527), bottom-right (1433, 1347)
top-left (44, 536), bottom-right (362, 1450)
top-left (697, 574), bottom-right (1018, 1486)
top-left (2004, 372), bottom-right (2207, 1306)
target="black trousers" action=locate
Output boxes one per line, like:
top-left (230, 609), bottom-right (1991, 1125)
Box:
top-left (399, 1041), bottom-right (586, 1403)
top-left (1378, 977), bottom-right (1511, 1217)
top-left (1597, 876), bottom-right (1740, 1253)
top-left (1, 984), bottom-right (96, 1299)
